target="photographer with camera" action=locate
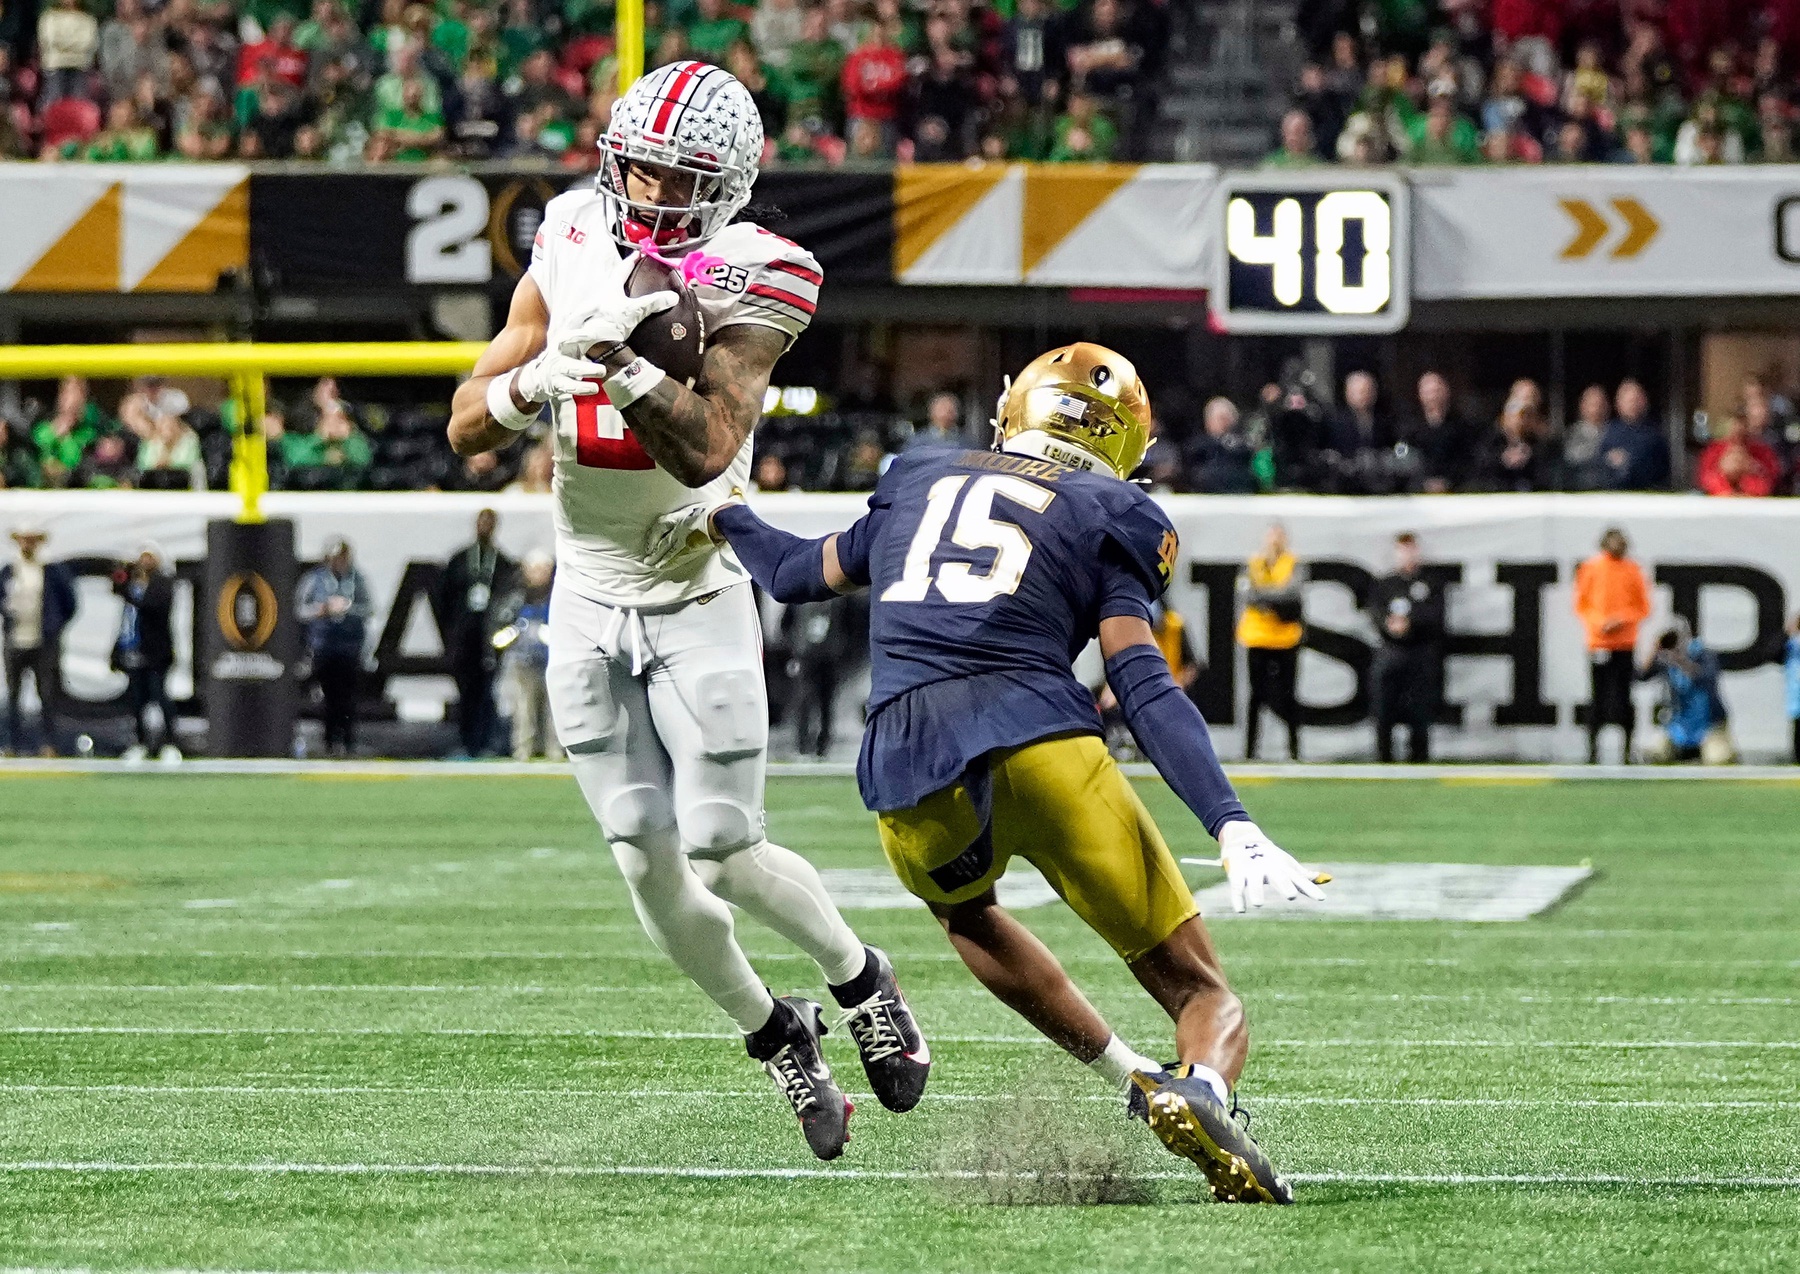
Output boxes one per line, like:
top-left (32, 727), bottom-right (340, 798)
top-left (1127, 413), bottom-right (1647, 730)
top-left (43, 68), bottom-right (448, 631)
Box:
top-left (111, 543), bottom-right (178, 763)
top-left (1639, 619), bottom-right (1735, 766)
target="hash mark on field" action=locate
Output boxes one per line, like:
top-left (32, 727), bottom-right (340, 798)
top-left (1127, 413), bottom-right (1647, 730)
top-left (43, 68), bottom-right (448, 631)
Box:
top-left (0, 1161), bottom-right (1795, 1190)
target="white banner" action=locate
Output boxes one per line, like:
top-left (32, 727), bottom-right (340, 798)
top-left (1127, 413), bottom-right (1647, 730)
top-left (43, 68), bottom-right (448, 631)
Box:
top-left (1, 491), bottom-right (1794, 760)
top-left (1411, 165), bottom-right (1800, 300)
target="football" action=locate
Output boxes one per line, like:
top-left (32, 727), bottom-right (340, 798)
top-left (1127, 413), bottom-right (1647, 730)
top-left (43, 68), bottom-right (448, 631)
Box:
top-left (611, 254), bottom-right (707, 387)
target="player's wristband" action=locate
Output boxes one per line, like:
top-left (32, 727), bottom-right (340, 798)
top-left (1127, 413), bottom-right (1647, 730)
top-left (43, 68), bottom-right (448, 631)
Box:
top-left (1104, 644), bottom-right (1248, 838)
top-left (602, 356), bottom-right (666, 409)
top-left (486, 372), bottom-right (539, 431)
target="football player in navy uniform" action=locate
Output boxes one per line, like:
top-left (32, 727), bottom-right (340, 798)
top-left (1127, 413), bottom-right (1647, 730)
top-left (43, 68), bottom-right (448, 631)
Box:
top-left (681, 344), bottom-right (1325, 1203)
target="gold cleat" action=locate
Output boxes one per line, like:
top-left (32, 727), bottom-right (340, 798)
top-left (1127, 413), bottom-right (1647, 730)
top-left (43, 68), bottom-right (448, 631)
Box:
top-left (1128, 1067), bottom-right (1295, 1204)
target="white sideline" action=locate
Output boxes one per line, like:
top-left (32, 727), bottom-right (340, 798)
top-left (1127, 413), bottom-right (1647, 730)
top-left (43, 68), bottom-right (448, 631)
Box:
top-left (2, 758), bottom-right (1798, 781)
top-left (4, 1084), bottom-right (1796, 1111)
top-left (6, 1026), bottom-right (1800, 1048)
top-left (0, 1161), bottom-right (1794, 1189)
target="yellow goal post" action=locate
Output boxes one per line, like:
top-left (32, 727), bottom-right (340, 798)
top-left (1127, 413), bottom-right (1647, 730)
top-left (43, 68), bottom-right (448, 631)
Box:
top-left (0, 342), bottom-right (486, 524)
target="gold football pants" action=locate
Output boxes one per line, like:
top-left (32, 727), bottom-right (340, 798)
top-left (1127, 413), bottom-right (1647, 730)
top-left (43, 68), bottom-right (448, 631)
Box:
top-left (877, 734), bottom-right (1197, 962)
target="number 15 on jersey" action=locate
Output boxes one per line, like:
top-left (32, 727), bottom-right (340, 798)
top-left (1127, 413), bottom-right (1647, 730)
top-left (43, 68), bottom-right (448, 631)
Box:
top-left (1212, 171), bottom-right (1410, 335)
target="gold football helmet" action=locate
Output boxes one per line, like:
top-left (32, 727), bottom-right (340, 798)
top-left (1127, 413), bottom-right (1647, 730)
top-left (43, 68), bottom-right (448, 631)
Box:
top-left (992, 343), bottom-right (1151, 480)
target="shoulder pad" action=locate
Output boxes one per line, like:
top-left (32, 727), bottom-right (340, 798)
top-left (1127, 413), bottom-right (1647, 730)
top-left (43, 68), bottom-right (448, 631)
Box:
top-left (1097, 484), bottom-right (1178, 593)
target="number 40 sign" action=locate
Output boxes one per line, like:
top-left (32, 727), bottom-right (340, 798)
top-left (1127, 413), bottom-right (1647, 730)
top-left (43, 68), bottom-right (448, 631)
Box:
top-left (1211, 171), bottom-right (1411, 334)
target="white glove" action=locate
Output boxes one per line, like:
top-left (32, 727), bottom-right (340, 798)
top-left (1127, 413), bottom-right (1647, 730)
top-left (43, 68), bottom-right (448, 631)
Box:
top-left (1217, 820), bottom-right (1326, 914)
top-left (556, 291), bottom-right (680, 359)
top-left (513, 348), bottom-right (608, 404)
top-left (643, 500), bottom-right (723, 571)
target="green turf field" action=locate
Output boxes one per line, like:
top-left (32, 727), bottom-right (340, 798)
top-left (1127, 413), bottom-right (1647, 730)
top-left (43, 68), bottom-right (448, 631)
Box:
top-left (1, 772), bottom-right (1797, 1272)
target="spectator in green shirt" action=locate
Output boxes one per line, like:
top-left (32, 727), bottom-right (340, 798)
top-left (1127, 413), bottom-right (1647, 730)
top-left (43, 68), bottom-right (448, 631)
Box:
top-left (1262, 109), bottom-right (1321, 168)
top-left (86, 98), bottom-right (162, 161)
top-left (374, 44), bottom-right (443, 115)
top-left (432, 0), bottom-right (471, 68)
top-left (369, 75), bottom-right (444, 160)
top-left (31, 378), bottom-right (112, 489)
top-left (1046, 90), bottom-right (1116, 161)
top-left (684, 0), bottom-right (748, 64)
top-left (279, 384), bottom-right (373, 489)
top-left (779, 5), bottom-right (846, 124)
top-left (498, 0), bottom-right (547, 77)
top-left (1405, 94), bottom-right (1479, 164)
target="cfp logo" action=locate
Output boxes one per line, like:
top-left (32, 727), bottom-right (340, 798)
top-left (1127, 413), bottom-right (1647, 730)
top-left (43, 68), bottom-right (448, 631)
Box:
top-left (217, 572), bottom-right (279, 651)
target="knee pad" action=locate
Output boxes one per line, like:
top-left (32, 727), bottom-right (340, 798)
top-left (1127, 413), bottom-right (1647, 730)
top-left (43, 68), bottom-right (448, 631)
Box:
top-left (693, 669), bottom-right (767, 762)
top-left (680, 798), bottom-right (761, 857)
top-left (600, 782), bottom-right (676, 844)
top-left (547, 655), bottom-right (615, 755)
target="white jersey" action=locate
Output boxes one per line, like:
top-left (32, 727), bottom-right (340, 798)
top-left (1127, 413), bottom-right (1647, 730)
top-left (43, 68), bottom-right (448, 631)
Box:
top-left (527, 187), bottom-right (823, 608)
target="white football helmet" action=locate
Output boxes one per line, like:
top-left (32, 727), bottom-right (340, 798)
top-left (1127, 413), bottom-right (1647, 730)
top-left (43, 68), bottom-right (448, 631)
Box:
top-left (598, 60), bottom-right (764, 252)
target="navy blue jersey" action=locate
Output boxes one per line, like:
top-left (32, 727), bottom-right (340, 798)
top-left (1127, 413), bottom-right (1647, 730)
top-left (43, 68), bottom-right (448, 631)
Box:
top-left (834, 446), bottom-right (1178, 811)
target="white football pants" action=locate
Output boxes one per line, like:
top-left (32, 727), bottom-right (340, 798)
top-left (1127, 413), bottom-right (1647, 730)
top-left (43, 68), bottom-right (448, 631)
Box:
top-left (545, 578), bottom-right (865, 1032)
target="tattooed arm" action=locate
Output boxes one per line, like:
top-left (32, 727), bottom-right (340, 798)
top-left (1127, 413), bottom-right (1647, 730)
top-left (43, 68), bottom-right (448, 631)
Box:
top-left (595, 324), bottom-right (787, 487)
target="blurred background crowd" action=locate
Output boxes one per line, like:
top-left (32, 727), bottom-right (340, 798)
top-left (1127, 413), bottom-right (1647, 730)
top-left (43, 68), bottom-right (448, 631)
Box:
top-left (4, 360), bottom-right (1799, 497)
top-left (0, 0), bottom-right (1169, 164)
top-left (1273, 1), bottom-right (1800, 167)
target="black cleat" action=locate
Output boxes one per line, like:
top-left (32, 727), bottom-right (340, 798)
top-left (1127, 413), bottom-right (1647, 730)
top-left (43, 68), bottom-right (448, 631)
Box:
top-left (746, 997), bottom-right (852, 1160)
top-left (1126, 1065), bottom-right (1294, 1204)
top-left (835, 946), bottom-right (931, 1112)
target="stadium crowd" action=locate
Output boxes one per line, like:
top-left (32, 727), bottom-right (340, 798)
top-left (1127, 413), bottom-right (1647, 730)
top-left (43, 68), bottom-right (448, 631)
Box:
top-left (5, 364), bottom-right (1800, 496)
top-left (0, 0), bottom-right (1166, 164)
top-left (1278, 0), bottom-right (1800, 166)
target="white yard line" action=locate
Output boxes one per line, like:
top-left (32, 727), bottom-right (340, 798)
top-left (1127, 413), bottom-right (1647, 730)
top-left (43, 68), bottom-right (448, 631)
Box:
top-left (0, 985), bottom-right (1789, 1007)
top-left (0, 1160), bottom-right (1794, 1188)
top-left (5, 1026), bottom-right (1800, 1048)
top-left (3, 1084), bottom-right (1795, 1111)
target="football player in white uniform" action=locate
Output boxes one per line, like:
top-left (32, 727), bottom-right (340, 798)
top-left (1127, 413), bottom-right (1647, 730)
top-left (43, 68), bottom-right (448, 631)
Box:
top-left (447, 60), bottom-right (928, 1160)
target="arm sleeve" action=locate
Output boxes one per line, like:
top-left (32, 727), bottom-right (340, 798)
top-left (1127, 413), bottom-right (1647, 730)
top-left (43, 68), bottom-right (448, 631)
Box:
top-left (712, 502), bottom-right (841, 604)
top-left (1103, 643), bottom-right (1248, 838)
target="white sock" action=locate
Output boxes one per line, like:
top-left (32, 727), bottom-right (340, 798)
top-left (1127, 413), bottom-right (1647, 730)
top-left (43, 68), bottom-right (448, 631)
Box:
top-left (690, 841), bottom-right (868, 986)
top-left (1187, 1062), bottom-right (1231, 1107)
top-left (1089, 1035), bottom-right (1161, 1088)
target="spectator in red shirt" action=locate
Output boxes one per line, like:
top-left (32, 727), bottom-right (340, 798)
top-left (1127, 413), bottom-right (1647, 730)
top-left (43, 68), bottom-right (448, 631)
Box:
top-left (238, 15), bottom-right (307, 88)
top-left (841, 20), bottom-right (907, 149)
top-left (1696, 413), bottom-right (1783, 496)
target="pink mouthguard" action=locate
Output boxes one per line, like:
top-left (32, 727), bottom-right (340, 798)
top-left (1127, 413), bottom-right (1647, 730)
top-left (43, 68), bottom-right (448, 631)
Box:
top-left (639, 241), bottom-right (726, 289)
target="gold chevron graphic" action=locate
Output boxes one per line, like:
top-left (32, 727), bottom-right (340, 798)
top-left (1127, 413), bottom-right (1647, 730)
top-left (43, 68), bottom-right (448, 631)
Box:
top-left (1610, 196), bottom-right (1659, 258)
top-left (134, 178), bottom-right (249, 292)
top-left (15, 184), bottom-right (121, 291)
top-left (893, 164), bottom-right (1008, 276)
top-left (1021, 164), bottom-right (1136, 276)
top-left (1560, 196), bottom-right (1660, 260)
top-left (1559, 198), bottom-right (1609, 259)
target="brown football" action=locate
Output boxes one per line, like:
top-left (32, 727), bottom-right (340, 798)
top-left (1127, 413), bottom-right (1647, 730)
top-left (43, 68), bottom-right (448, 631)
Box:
top-left (609, 254), bottom-right (707, 387)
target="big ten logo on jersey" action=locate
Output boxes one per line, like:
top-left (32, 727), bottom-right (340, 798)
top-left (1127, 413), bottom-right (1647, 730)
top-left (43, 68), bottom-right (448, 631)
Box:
top-left (571, 387), bottom-right (656, 471)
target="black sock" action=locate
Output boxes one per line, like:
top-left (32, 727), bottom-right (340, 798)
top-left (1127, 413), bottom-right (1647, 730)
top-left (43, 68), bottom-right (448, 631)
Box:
top-left (828, 945), bottom-right (879, 1008)
top-left (743, 997), bottom-right (792, 1060)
